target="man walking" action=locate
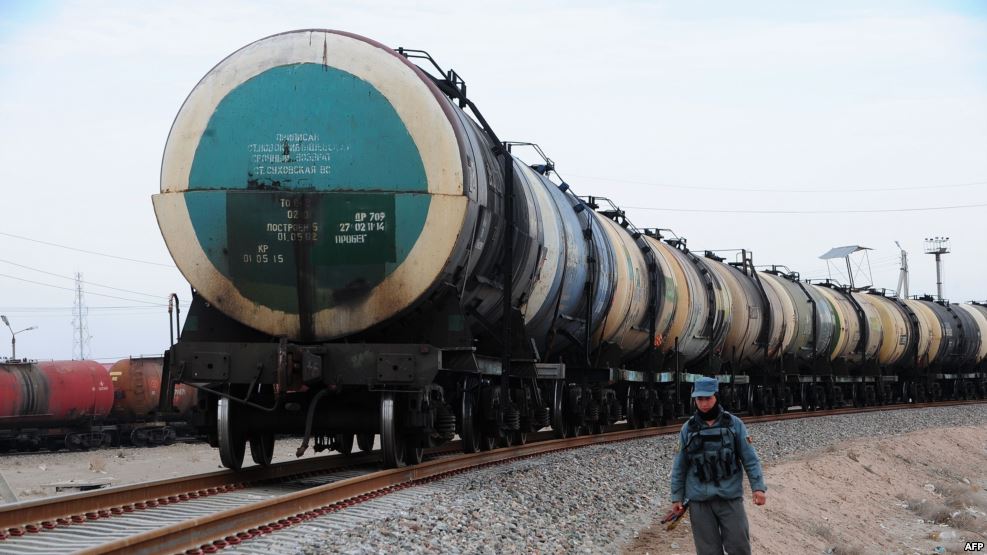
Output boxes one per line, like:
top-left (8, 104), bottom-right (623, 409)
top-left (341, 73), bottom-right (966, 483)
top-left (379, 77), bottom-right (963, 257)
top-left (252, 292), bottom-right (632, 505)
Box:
top-left (669, 377), bottom-right (767, 554)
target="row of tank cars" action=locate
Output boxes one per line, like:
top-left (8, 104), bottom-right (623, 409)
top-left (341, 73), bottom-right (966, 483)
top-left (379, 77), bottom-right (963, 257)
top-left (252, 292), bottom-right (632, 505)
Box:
top-left (150, 30), bottom-right (987, 470)
top-left (0, 357), bottom-right (196, 452)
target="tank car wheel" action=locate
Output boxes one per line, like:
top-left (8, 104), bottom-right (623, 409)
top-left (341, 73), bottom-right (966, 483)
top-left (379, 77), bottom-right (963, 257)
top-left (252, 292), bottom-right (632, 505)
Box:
top-left (761, 387), bottom-right (774, 415)
top-left (218, 397), bottom-right (247, 470)
top-left (551, 381), bottom-right (567, 438)
top-left (626, 391), bottom-right (639, 429)
top-left (405, 441), bottom-right (424, 465)
top-left (460, 387), bottom-right (481, 453)
top-left (131, 429), bottom-right (148, 447)
top-left (335, 433), bottom-right (355, 455)
top-left (357, 433), bottom-right (375, 452)
top-left (249, 432), bottom-right (275, 466)
top-left (480, 432), bottom-right (498, 451)
top-left (162, 428), bottom-right (177, 446)
top-left (380, 392), bottom-right (407, 468)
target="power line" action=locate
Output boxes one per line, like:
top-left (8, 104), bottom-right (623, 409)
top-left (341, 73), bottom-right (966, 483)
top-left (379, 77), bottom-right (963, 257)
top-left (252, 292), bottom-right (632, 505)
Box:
top-left (0, 259), bottom-right (169, 299)
top-left (624, 202), bottom-right (987, 215)
top-left (0, 305), bottom-right (165, 311)
top-left (0, 231), bottom-right (174, 268)
top-left (0, 273), bottom-right (167, 305)
top-left (569, 174), bottom-right (987, 194)
top-left (0, 312), bottom-right (166, 318)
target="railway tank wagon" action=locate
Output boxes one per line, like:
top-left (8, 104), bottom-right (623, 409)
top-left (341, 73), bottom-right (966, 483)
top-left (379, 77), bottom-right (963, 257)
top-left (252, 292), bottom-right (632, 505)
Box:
top-left (0, 360), bottom-right (114, 450)
top-left (108, 357), bottom-right (198, 445)
top-left (154, 30), bottom-right (987, 471)
top-left (154, 29), bottom-right (641, 469)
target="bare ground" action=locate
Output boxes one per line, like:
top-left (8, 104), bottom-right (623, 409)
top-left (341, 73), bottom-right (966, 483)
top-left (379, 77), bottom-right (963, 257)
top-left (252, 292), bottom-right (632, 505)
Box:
top-left (625, 425), bottom-right (987, 555)
top-left (0, 438), bottom-right (348, 501)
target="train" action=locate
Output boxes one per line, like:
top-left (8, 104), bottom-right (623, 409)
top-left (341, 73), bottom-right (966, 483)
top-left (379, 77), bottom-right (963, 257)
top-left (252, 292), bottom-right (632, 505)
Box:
top-left (0, 357), bottom-right (196, 452)
top-left (152, 29), bottom-right (987, 470)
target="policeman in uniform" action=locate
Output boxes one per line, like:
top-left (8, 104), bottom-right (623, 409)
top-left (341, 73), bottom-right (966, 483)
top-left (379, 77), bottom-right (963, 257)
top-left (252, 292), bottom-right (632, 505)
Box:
top-left (669, 377), bottom-right (767, 555)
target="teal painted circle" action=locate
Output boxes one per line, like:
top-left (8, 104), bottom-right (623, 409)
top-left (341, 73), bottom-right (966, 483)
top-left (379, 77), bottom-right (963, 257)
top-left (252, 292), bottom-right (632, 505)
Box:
top-left (183, 64), bottom-right (432, 315)
top-left (188, 63), bottom-right (428, 192)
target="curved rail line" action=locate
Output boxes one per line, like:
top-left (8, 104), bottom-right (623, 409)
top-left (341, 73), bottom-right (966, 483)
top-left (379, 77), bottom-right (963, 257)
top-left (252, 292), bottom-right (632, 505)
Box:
top-left (0, 400), bottom-right (981, 554)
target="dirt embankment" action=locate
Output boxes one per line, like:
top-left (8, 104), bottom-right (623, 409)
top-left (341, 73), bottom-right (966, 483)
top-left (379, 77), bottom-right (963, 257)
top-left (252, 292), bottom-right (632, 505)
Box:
top-left (626, 426), bottom-right (987, 554)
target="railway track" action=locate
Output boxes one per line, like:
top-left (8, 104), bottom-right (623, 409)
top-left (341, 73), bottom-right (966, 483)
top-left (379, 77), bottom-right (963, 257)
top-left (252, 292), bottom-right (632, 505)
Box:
top-left (0, 400), bottom-right (981, 554)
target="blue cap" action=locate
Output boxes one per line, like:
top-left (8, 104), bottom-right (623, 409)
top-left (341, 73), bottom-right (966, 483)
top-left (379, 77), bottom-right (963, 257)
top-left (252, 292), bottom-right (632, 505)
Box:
top-left (691, 377), bottom-right (719, 398)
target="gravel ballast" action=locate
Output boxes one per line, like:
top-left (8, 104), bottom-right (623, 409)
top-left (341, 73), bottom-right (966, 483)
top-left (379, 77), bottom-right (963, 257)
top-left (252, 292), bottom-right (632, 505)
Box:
top-left (229, 404), bottom-right (987, 554)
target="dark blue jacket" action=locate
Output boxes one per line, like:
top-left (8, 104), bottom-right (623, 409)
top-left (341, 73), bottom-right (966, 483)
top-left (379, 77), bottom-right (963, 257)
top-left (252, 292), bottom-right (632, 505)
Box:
top-left (670, 411), bottom-right (766, 502)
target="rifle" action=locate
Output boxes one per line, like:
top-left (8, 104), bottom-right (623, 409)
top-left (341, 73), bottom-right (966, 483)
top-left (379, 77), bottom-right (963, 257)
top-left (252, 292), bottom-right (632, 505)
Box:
top-left (660, 499), bottom-right (690, 531)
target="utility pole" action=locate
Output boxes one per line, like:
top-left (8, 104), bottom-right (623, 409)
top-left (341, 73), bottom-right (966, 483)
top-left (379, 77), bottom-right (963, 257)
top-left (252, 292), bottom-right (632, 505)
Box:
top-left (924, 237), bottom-right (950, 301)
top-left (895, 241), bottom-right (909, 299)
top-left (72, 272), bottom-right (91, 359)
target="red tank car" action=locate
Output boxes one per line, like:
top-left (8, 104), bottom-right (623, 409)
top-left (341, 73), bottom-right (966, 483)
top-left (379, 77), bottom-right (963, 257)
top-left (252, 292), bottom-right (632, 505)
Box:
top-left (109, 357), bottom-right (196, 418)
top-left (0, 360), bottom-right (113, 421)
top-left (107, 356), bottom-right (197, 445)
top-left (0, 360), bottom-right (114, 450)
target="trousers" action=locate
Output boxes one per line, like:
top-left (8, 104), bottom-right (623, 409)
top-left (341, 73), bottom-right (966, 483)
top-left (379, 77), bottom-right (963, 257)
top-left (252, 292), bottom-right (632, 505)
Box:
top-left (688, 497), bottom-right (751, 555)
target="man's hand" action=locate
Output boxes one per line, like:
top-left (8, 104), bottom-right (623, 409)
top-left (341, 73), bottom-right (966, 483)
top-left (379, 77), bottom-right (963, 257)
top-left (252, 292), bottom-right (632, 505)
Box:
top-left (753, 490), bottom-right (766, 506)
top-left (661, 501), bottom-right (686, 525)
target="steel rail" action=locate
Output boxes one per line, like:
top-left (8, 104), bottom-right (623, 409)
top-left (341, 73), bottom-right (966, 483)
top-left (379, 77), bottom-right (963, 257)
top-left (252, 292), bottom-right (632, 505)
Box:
top-left (85, 426), bottom-right (667, 555)
top-left (0, 446), bottom-right (455, 533)
top-left (1, 399), bottom-right (982, 553)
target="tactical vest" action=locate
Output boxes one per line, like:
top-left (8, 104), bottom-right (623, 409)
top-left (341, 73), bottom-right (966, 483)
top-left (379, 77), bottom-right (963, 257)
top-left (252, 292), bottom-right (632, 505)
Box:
top-left (684, 412), bottom-right (740, 485)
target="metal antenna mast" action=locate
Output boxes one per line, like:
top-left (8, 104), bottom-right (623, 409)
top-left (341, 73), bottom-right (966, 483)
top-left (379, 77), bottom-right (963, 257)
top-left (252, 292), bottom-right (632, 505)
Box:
top-left (894, 241), bottom-right (909, 298)
top-left (71, 272), bottom-right (92, 359)
top-left (818, 245), bottom-right (872, 290)
top-left (924, 237), bottom-right (950, 301)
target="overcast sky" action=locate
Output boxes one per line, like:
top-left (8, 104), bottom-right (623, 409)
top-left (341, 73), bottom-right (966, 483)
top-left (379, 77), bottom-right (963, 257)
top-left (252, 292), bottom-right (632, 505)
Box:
top-left (0, 0), bottom-right (984, 362)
